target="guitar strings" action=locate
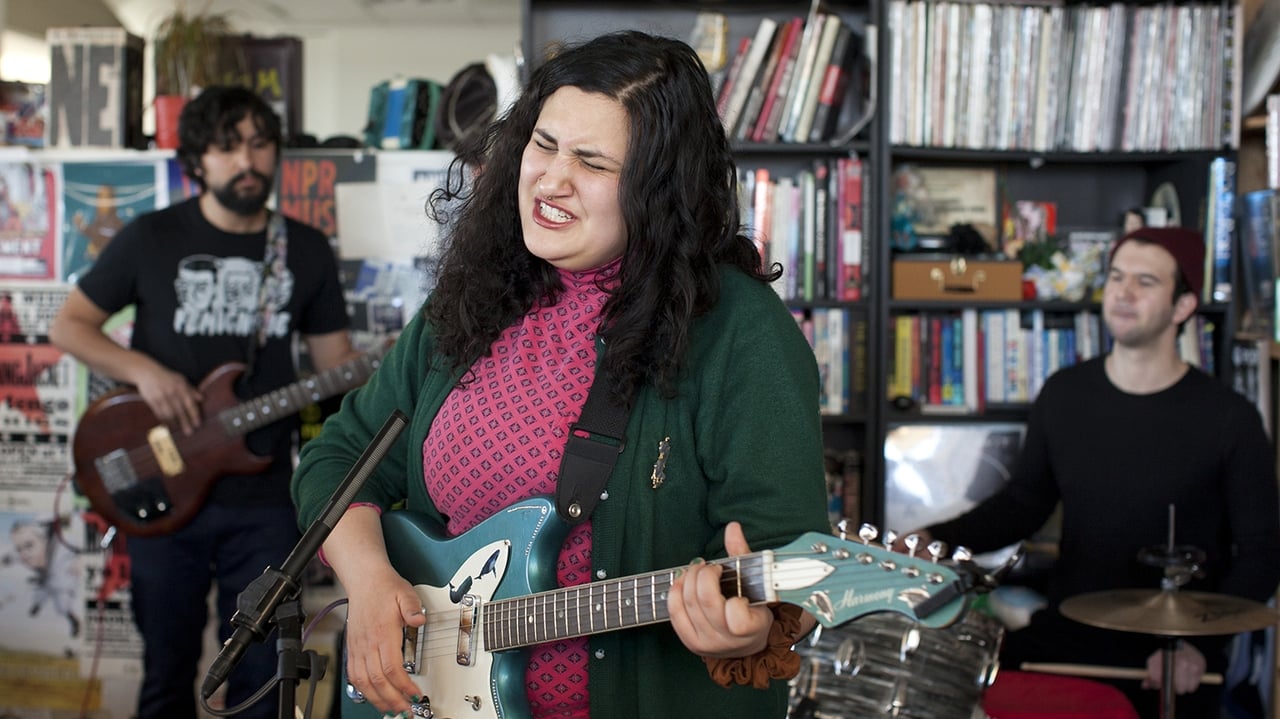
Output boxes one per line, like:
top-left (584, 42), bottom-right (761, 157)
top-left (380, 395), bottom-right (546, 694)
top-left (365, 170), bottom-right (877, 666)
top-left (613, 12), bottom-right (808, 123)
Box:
top-left (397, 548), bottom-right (955, 664)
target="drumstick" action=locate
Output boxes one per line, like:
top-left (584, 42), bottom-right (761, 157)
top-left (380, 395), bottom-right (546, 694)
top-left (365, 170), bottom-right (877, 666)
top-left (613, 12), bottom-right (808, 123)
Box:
top-left (1020, 662), bottom-right (1223, 685)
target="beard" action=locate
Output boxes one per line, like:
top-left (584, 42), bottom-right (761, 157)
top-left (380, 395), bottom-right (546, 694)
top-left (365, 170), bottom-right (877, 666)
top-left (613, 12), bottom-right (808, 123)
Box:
top-left (210, 170), bottom-right (273, 217)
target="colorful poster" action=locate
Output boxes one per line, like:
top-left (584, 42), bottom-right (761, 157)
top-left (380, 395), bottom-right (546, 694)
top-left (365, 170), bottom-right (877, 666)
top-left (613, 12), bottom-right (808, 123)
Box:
top-left (60, 161), bottom-right (164, 283)
top-left (0, 285), bottom-right (78, 498)
top-left (0, 503), bottom-right (134, 717)
top-left (0, 509), bottom-right (84, 655)
top-left (276, 149), bottom-right (377, 242)
top-left (0, 162), bottom-right (57, 280)
top-left (80, 511), bottom-right (143, 672)
top-left (165, 156), bottom-right (199, 203)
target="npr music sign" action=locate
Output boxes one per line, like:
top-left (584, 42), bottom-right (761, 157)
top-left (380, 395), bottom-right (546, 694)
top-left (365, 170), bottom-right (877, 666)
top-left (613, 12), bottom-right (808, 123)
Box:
top-left (46, 27), bottom-right (145, 149)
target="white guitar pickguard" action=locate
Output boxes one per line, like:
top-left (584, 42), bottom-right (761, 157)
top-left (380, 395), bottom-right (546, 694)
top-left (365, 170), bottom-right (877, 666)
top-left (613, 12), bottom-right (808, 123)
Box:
top-left (389, 539), bottom-right (511, 719)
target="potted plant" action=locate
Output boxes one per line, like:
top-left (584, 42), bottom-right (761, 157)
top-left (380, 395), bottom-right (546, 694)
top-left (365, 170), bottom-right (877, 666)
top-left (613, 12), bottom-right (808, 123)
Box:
top-left (152, 4), bottom-right (233, 147)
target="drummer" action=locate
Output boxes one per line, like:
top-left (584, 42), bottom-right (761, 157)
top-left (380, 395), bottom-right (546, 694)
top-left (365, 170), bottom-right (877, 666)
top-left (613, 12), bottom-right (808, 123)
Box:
top-left (894, 226), bottom-right (1280, 718)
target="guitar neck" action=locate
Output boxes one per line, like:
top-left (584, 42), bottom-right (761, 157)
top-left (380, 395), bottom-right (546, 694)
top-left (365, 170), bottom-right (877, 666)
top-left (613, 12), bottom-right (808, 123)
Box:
top-left (482, 553), bottom-right (771, 651)
top-left (216, 352), bottom-right (382, 436)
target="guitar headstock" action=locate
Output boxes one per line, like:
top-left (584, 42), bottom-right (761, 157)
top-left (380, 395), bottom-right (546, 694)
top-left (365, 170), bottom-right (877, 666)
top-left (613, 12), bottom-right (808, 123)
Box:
top-left (769, 524), bottom-right (970, 630)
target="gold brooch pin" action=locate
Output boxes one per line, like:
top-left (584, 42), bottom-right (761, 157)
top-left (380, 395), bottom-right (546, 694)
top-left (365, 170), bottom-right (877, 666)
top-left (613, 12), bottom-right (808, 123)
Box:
top-left (650, 436), bottom-right (670, 489)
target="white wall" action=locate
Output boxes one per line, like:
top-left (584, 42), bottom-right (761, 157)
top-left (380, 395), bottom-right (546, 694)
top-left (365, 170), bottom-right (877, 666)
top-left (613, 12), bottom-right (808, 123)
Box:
top-left (0, 5), bottom-right (521, 143)
top-left (299, 22), bottom-right (520, 141)
top-left (0, 29), bottom-right (48, 82)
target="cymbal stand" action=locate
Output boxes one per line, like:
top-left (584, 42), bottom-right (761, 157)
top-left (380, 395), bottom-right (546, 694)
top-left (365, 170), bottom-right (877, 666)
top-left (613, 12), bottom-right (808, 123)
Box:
top-left (1137, 505), bottom-right (1204, 719)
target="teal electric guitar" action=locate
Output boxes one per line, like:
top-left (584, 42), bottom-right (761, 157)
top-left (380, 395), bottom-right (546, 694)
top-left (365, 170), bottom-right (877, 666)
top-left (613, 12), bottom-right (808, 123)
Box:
top-left (342, 496), bottom-right (970, 719)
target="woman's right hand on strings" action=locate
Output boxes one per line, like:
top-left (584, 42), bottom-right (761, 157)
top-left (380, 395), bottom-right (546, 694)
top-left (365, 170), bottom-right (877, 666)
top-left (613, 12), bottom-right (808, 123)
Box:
top-left (324, 507), bottom-right (429, 715)
top-left (341, 565), bottom-right (430, 715)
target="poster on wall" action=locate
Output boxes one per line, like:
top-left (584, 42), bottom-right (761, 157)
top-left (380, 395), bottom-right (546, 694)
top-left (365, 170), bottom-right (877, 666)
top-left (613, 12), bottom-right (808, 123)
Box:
top-left (0, 504), bottom-right (132, 718)
top-left (166, 156), bottom-right (199, 203)
top-left (60, 160), bottom-right (165, 283)
top-left (0, 284), bottom-right (78, 498)
top-left (276, 149), bottom-right (377, 243)
top-left (0, 509), bottom-right (84, 655)
top-left (0, 162), bottom-right (57, 281)
top-left (80, 511), bottom-right (143, 674)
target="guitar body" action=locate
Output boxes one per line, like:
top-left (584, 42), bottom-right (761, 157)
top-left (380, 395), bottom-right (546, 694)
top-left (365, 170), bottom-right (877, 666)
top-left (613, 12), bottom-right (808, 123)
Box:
top-left (72, 363), bottom-right (269, 537)
top-left (344, 496), bottom-right (567, 719)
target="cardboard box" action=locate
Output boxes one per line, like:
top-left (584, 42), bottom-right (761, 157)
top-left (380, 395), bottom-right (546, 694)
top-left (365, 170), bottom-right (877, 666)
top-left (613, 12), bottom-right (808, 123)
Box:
top-left (892, 255), bottom-right (1023, 301)
top-left (46, 27), bottom-right (144, 149)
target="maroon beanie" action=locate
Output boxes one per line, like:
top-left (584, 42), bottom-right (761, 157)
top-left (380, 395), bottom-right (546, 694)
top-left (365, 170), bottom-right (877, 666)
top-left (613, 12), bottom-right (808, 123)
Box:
top-left (1109, 226), bottom-right (1206, 302)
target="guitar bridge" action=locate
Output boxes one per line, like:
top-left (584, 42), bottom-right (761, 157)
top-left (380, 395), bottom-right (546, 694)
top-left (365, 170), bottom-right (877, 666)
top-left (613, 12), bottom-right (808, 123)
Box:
top-left (95, 448), bottom-right (139, 493)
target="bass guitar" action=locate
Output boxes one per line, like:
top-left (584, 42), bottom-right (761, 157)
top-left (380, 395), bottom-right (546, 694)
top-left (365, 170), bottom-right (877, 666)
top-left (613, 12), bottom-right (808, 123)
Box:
top-left (72, 346), bottom-right (388, 537)
top-left (342, 496), bottom-right (970, 719)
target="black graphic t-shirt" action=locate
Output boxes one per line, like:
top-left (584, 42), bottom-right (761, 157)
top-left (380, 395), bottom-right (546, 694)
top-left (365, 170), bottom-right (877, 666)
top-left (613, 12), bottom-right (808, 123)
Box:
top-left (77, 197), bottom-right (349, 505)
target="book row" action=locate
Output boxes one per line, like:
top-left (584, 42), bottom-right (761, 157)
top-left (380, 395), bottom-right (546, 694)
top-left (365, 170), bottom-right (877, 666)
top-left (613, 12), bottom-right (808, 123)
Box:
top-left (886, 309), bottom-right (1217, 411)
top-left (888, 0), bottom-right (1231, 152)
top-left (738, 155), bottom-right (867, 303)
top-left (713, 10), bottom-right (869, 145)
top-left (793, 307), bottom-right (865, 417)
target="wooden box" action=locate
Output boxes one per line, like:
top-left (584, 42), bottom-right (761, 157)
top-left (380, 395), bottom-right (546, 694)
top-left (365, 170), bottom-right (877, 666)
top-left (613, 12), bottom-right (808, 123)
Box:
top-left (46, 27), bottom-right (144, 149)
top-left (892, 255), bottom-right (1023, 301)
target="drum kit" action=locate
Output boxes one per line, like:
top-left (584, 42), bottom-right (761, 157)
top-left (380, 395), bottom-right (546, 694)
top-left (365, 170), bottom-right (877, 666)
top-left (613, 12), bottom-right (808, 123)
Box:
top-left (787, 519), bottom-right (1279, 719)
top-left (1057, 541), bottom-right (1280, 719)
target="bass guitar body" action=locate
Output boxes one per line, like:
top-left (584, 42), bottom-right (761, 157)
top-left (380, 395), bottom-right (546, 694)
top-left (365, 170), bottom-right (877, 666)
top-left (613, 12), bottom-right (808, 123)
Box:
top-left (73, 346), bottom-right (387, 537)
top-left (73, 363), bottom-right (269, 537)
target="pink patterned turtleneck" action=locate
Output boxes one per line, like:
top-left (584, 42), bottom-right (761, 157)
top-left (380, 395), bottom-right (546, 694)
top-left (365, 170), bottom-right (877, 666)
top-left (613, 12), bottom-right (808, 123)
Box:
top-left (423, 260), bottom-right (619, 718)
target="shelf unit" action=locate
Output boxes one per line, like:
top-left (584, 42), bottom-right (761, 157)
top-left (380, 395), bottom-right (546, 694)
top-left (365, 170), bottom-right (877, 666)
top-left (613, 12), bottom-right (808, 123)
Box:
top-left (522, 0), bottom-right (1245, 531)
top-left (869, 0), bottom-right (1243, 529)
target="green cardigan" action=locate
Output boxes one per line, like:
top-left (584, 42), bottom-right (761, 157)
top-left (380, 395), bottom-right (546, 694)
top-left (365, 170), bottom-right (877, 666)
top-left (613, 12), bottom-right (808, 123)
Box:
top-left (292, 266), bottom-right (830, 718)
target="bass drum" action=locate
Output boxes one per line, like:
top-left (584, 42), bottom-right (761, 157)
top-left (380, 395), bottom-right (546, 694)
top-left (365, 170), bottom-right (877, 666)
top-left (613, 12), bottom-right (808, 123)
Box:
top-left (788, 610), bottom-right (1003, 719)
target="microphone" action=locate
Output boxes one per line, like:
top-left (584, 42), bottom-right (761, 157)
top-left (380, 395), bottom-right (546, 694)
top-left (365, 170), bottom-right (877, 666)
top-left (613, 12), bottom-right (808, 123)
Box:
top-left (201, 409), bottom-right (409, 700)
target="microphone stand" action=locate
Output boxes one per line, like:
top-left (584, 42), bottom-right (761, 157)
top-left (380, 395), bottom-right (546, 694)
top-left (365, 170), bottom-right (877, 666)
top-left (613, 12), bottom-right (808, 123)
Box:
top-left (200, 410), bottom-right (409, 719)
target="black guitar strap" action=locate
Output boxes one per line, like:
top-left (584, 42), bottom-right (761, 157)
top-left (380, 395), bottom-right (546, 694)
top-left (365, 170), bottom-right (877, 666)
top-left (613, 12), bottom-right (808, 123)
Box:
top-left (555, 366), bottom-right (631, 525)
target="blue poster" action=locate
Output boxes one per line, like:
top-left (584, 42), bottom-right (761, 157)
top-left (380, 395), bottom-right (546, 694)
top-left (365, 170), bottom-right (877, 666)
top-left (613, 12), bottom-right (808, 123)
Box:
top-left (60, 161), bottom-right (162, 283)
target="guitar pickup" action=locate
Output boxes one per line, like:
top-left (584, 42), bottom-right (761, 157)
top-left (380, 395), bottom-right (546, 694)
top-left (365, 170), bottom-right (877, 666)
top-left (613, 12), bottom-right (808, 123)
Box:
top-left (402, 623), bottom-right (424, 674)
top-left (147, 425), bottom-right (185, 476)
top-left (457, 594), bottom-right (478, 666)
top-left (95, 448), bottom-right (139, 493)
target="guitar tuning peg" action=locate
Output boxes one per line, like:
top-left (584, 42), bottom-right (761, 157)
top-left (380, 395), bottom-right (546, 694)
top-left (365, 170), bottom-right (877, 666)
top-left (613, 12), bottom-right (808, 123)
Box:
top-left (883, 529), bottom-right (898, 549)
top-left (835, 518), bottom-right (850, 540)
top-left (927, 540), bottom-right (947, 562)
top-left (858, 523), bottom-right (878, 545)
top-left (953, 546), bottom-right (973, 562)
top-left (903, 534), bottom-right (919, 556)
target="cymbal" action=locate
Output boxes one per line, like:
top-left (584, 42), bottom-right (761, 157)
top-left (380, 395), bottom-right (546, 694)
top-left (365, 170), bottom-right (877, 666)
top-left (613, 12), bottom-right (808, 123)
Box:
top-left (1060, 589), bottom-right (1280, 636)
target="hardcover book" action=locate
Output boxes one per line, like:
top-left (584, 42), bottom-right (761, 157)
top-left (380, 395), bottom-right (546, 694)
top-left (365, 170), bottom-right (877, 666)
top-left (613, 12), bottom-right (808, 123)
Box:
top-left (1240, 189), bottom-right (1277, 336)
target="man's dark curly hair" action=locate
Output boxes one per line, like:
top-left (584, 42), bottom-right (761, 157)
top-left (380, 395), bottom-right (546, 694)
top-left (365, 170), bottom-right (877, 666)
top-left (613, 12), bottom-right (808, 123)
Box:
top-left (425, 31), bottom-right (778, 407)
top-left (175, 85), bottom-right (282, 190)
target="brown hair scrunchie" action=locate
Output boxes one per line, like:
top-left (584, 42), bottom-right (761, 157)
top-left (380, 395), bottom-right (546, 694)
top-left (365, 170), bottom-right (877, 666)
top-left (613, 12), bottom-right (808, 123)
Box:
top-left (702, 603), bottom-right (805, 689)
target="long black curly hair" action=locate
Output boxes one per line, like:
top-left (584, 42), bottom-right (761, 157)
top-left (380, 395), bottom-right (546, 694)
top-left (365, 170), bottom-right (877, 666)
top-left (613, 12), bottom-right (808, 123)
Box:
top-left (425, 31), bottom-right (779, 407)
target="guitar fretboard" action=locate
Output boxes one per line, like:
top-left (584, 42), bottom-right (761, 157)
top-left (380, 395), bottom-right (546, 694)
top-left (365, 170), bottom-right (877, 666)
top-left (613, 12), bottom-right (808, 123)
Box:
top-left (215, 351), bottom-right (383, 436)
top-left (481, 554), bottom-right (770, 651)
